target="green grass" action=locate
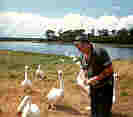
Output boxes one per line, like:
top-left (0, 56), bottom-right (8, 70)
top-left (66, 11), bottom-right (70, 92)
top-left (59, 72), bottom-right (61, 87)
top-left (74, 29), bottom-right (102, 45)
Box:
top-left (120, 79), bottom-right (133, 89)
top-left (120, 91), bottom-right (129, 97)
top-left (0, 50), bottom-right (133, 90)
top-left (63, 103), bottom-right (73, 109)
top-left (0, 50), bottom-right (78, 81)
top-left (0, 51), bottom-right (73, 70)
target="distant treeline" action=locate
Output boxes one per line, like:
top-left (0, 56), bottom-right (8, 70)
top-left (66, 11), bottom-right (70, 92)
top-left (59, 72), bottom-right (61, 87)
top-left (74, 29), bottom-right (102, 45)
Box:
top-left (44, 28), bottom-right (133, 44)
top-left (0, 37), bottom-right (41, 41)
top-left (1, 27), bottom-right (133, 44)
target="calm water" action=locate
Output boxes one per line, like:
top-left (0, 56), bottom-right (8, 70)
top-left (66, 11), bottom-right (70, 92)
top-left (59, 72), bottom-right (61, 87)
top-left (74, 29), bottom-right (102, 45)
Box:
top-left (0, 41), bottom-right (133, 60)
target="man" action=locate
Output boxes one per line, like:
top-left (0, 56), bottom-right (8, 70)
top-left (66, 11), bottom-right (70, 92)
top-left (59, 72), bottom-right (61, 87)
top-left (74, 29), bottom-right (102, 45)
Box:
top-left (73, 34), bottom-right (114, 117)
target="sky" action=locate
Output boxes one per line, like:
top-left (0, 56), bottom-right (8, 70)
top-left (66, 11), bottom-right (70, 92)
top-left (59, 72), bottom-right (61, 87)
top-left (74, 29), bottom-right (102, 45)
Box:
top-left (1, 0), bottom-right (133, 17)
top-left (0, 0), bottom-right (133, 37)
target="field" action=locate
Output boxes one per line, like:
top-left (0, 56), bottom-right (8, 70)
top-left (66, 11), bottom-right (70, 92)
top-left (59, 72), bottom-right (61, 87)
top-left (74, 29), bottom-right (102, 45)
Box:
top-left (0, 50), bottom-right (133, 117)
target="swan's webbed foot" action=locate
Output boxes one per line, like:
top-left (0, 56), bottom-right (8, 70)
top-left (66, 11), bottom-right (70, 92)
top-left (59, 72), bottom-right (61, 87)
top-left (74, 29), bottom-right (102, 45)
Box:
top-left (47, 104), bottom-right (56, 111)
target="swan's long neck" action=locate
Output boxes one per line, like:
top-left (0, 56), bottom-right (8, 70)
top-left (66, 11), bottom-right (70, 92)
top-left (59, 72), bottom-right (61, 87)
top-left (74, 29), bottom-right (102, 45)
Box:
top-left (24, 66), bottom-right (29, 80)
top-left (58, 72), bottom-right (64, 89)
top-left (17, 96), bottom-right (31, 113)
top-left (60, 78), bottom-right (64, 89)
top-left (113, 72), bottom-right (118, 95)
top-left (25, 69), bottom-right (28, 80)
top-left (113, 72), bottom-right (118, 87)
top-left (38, 65), bottom-right (40, 71)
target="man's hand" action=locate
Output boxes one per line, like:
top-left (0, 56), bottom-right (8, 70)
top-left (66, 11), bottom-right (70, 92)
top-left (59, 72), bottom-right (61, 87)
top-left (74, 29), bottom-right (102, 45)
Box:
top-left (84, 79), bottom-right (91, 85)
top-left (84, 76), bottom-right (100, 86)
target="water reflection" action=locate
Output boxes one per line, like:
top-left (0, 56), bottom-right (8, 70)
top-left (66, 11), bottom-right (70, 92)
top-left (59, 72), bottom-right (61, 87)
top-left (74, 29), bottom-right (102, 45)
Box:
top-left (105, 47), bottom-right (133, 60)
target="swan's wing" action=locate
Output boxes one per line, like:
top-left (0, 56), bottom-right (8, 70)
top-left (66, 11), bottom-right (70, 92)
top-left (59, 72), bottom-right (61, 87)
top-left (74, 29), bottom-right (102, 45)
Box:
top-left (47, 88), bottom-right (57, 94)
top-left (77, 77), bottom-right (84, 86)
top-left (17, 96), bottom-right (30, 112)
top-left (21, 103), bottom-right (30, 117)
top-left (21, 80), bottom-right (25, 86)
top-left (21, 80), bottom-right (32, 87)
top-left (76, 70), bottom-right (85, 81)
top-left (27, 80), bottom-right (32, 86)
top-left (76, 74), bottom-right (86, 87)
top-left (30, 104), bottom-right (40, 113)
top-left (47, 88), bottom-right (58, 100)
top-left (56, 89), bottom-right (64, 96)
top-left (76, 72), bottom-right (91, 95)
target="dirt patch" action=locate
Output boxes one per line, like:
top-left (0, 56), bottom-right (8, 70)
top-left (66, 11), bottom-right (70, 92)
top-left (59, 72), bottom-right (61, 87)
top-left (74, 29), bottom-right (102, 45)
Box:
top-left (0, 77), bottom-right (132, 117)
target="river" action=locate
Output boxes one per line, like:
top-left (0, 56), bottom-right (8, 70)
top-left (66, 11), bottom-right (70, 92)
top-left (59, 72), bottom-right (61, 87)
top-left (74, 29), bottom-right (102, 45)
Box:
top-left (0, 41), bottom-right (133, 60)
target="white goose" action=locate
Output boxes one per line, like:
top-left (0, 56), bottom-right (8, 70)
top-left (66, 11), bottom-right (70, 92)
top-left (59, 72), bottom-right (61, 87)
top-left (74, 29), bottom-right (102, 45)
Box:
top-left (35, 64), bottom-right (45, 80)
top-left (17, 96), bottom-right (40, 117)
top-left (77, 71), bottom-right (119, 103)
top-left (46, 70), bottom-right (64, 110)
top-left (21, 65), bottom-right (32, 90)
top-left (76, 69), bottom-right (90, 96)
top-left (76, 69), bottom-right (91, 111)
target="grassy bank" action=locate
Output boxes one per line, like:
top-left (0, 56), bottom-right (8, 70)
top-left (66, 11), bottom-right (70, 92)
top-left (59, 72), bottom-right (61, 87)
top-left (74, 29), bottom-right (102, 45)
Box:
top-left (0, 50), bottom-right (133, 90)
top-left (0, 50), bottom-right (79, 81)
top-left (0, 50), bottom-right (133, 117)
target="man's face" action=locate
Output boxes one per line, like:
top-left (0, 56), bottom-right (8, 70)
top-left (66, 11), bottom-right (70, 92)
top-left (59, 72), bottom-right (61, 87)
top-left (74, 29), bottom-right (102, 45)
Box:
top-left (75, 41), bottom-right (91, 54)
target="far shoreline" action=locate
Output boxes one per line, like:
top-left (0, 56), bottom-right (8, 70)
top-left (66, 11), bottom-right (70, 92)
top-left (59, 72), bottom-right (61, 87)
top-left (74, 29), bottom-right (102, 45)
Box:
top-left (0, 40), bottom-right (133, 48)
top-left (0, 49), bottom-right (133, 61)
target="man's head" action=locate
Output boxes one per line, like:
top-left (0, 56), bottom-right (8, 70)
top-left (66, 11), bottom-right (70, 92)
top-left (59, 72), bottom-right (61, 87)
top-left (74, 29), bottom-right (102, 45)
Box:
top-left (73, 34), bottom-right (92, 54)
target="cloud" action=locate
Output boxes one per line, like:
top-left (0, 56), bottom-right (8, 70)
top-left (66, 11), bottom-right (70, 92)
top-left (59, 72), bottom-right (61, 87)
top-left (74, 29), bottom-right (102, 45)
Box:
top-left (96, 16), bottom-right (120, 30)
top-left (0, 12), bottom-right (50, 37)
top-left (0, 11), bottom-right (133, 37)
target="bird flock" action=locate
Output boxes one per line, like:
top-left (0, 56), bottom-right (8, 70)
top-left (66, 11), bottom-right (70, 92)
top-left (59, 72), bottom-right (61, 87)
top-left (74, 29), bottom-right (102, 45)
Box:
top-left (16, 64), bottom-right (65, 117)
top-left (8, 57), bottom-right (119, 117)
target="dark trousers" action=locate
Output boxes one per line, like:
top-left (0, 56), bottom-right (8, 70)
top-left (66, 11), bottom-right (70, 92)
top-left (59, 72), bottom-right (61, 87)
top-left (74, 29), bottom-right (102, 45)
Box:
top-left (90, 83), bottom-right (113, 117)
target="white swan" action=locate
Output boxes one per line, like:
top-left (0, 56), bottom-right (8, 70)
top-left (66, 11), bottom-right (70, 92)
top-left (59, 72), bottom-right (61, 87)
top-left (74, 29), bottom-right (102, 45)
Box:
top-left (17, 96), bottom-right (40, 117)
top-left (76, 69), bottom-right (90, 96)
top-left (21, 65), bottom-right (32, 90)
top-left (35, 64), bottom-right (45, 80)
top-left (76, 69), bottom-right (91, 111)
top-left (113, 72), bottom-right (119, 104)
top-left (77, 70), bottom-right (119, 104)
top-left (46, 70), bottom-right (64, 110)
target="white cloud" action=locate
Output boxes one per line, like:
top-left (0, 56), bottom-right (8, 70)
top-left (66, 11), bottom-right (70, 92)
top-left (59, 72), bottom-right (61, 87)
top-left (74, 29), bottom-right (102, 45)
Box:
top-left (96, 16), bottom-right (120, 30)
top-left (0, 11), bottom-right (133, 37)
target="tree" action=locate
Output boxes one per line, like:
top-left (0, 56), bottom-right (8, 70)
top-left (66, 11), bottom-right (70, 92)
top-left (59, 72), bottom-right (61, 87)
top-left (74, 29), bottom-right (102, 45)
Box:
top-left (45, 29), bottom-right (56, 40)
top-left (91, 28), bottom-right (95, 37)
top-left (98, 30), bottom-right (102, 36)
top-left (129, 28), bottom-right (133, 36)
top-left (117, 28), bottom-right (129, 40)
top-left (117, 28), bottom-right (129, 36)
top-left (98, 29), bottom-right (109, 36)
top-left (58, 29), bottom-right (86, 41)
top-left (111, 29), bottom-right (117, 36)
